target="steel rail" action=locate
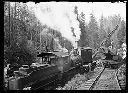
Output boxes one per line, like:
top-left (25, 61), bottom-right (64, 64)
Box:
top-left (89, 67), bottom-right (105, 90)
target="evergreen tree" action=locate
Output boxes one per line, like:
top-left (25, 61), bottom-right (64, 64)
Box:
top-left (88, 12), bottom-right (99, 49)
top-left (99, 14), bottom-right (107, 44)
top-left (117, 20), bottom-right (126, 48)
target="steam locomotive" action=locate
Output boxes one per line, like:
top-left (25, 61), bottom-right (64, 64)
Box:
top-left (8, 47), bottom-right (93, 90)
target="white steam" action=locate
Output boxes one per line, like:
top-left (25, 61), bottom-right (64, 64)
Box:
top-left (31, 2), bottom-right (81, 48)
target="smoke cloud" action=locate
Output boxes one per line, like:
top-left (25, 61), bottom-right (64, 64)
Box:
top-left (30, 2), bottom-right (81, 48)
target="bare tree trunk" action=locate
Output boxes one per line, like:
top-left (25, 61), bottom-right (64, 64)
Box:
top-left (40, 31), bottom-right (41, 53)
top-left (8, 2), bottom-right (11, 47)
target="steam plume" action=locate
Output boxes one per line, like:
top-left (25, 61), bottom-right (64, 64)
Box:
top-left (32, 2), bottom-right (81, 48)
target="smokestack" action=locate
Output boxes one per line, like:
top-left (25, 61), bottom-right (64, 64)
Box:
top-left (75, 41), bottom-right (79, 48)
top-left (71, 27), bottom-right (78, 49)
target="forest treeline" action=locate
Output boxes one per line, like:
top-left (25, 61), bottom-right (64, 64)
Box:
top-left (4, 2), bottom-right (126, 66)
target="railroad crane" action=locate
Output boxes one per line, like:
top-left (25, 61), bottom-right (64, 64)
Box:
top-left (92, 25), bottom-right (124, 69)
top-left (92, 25), bottom-right (119, 60)
top-left (100, 25), bottom-right (119, 48)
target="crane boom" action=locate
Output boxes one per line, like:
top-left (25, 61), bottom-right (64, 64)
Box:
top-left (100, 25), bottom-right (119, 47)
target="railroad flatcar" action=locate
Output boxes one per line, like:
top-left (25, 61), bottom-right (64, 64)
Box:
top-left (101, 48), bottom-right (124, 69)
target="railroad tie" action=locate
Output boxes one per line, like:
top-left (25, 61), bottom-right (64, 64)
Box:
top-left (76, 80), bottom-right (94, 90)
top-left (84, 84), bottom-right (92, 87)
top-left (85, 81), bottom-right (93, 83)
top-left (87, 79), bottom-right (95, 82)
top-left (77, 87), bottom-right (89, 90)
top-left (77, 86), bottom-right (91, 90)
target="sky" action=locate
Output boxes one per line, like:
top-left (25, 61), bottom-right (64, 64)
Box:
top-left (25, 2), bottom-right (126, 22)
top-left (10, 2), bottom-right (126, 48)
top-left (76, 2), bottom-right (126, 22)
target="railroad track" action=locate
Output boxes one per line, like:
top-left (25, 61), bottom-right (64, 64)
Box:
top-left (89, 67), bottom-right (105, 90)
top-left (33, 62), bottom-right (123, 90)
top-left (78, 65), bottom-right (125, 90)
top-left (77, 66), bottom-right (105, 90)
top-left (88, 65), bottom-right (124, 90)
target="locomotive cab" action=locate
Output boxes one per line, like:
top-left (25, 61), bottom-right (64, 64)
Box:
top-left (37, 52), bottom-right (54, 65)
top-left (81, 47), bottom-right (92, 65)
top-left (80, 47), bottom-right (94, 72)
